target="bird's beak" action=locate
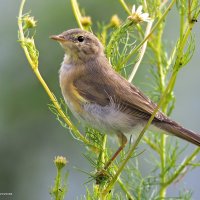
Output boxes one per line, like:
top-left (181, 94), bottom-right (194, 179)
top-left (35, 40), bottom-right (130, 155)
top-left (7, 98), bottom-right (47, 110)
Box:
top-left (50, 34), bottom-right (66, 42)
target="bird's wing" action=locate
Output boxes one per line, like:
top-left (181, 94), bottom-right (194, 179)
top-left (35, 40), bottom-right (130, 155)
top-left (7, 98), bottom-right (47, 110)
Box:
top-left (73, 62), bottom-right (167, 121)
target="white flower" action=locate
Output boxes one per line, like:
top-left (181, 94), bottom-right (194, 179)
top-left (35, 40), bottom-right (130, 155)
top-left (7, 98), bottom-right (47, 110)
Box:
top-left (128, 5), bottom-right (151, 23)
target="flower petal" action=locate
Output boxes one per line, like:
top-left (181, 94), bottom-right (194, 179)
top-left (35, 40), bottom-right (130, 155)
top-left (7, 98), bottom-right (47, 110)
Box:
top-left (141, 13), bottom-right (149, 19)
top-left (136, 5), bottom-right (143, 15)
top-left (131, 5), bottom-right (136, 14)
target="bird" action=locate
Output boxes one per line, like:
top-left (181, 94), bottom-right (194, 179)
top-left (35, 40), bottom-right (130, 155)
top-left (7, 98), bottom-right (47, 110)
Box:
top-left (51, 28), bottom-right (200, 168)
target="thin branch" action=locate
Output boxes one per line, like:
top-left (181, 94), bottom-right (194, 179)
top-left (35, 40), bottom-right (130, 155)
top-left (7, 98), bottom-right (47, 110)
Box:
top-left (18, 0), bottom-right (95, 149)
top-left (119, 0), bottom-right (176, 67)
top-left (119, 0), bottom-right (131, 15)
top-left (70, 0), bottom-right (84, 30)
top-left (165, 147), bottom-right (200, 186)
top-left (118, 177), bottom-right (134, 200)
top-left (102, 70), bottom-right (178, 197)
top-left (128, 20), bottom-right (153, 82)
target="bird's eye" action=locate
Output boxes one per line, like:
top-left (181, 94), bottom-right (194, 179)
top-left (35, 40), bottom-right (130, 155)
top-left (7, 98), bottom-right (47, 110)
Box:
top-left (77, 36), bottom-right (84, 42)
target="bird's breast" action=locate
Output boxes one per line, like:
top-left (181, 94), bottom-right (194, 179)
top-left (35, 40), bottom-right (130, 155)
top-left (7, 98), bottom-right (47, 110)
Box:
top-left (59, 63), bottom-right (87, 115)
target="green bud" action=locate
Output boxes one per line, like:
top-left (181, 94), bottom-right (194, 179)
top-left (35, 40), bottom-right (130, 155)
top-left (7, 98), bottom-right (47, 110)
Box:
top-left (54, 156), bottom-right (68, 170)
top-left (80, 16), bottom-right (92, 27)
top-left (23, 15), bottom-right (37, 30)
top-left (110, 15), bottom-right (121, 27)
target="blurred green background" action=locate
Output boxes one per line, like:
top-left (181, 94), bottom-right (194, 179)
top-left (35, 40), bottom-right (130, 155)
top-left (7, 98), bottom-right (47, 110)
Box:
top-left (0, 0), bottom-right (200, 199)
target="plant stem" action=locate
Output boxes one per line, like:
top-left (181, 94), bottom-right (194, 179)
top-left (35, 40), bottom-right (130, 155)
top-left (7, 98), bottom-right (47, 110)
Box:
top-left (143, 136), bottom-right (160, 153)
top-left (70, 0), bottom-right (84, 30)
top-left (118, 178), bottom-right (134, 200)
top-left (33, 69), bottom-right (88, 144)
top-left (97, 135), bottom-right (107, 170)
top-left (155, 17), bottom-right (165, 93)
top-left (54, 169), bottom-right (61, 200)
top-left (165, 147), bottom-right (200, 186)
top-left (18, 0), bottom-right (94, 149)
top-left (154, 4), bottom-right (167, 197)
top-left (102, 70), bottom-right (178, 197)
top-left (119, 0), bottom-right (176, 67)
top-left (159, 134), bottom-right (167, 197)
top-left (128, 20), bottom-right (153, 82)
top-left (158, 3), bottom-right (200, 196)
top-left (18, 0), bottom-right (35, 68)
top-left (119, 0), bottom-right (131, 15)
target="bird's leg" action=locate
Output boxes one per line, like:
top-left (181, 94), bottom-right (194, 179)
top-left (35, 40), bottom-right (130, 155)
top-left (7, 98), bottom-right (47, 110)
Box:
top-left (104, 132), bottom-right (127, 170)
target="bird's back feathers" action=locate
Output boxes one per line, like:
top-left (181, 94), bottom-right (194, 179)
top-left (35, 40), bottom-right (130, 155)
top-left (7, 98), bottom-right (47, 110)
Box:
top-left (73, 56), bottom-right (200, 146)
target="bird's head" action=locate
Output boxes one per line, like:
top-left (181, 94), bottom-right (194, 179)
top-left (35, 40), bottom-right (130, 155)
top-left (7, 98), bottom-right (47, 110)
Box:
top-left (50, 29), bottom-right (104, 62)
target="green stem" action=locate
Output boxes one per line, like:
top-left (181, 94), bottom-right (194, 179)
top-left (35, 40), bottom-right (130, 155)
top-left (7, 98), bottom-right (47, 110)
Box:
top-left (106, 20), bottom-right (132, 59)
top-left (97, 135), bottom-right (107, 170)
top-left (165, 45), bottom-right (176, 72)
top-left (156, 17), bottom-right (165, 93)
top-left (179, 1), bottom-right (185, 40)
top-left (154, 4), bottom-right (167, 197)
top-left (18, 0), bottom-right (35, 68)
top-left (165, 147), bottom-right (200, 186)
top-left (70, 0), bottom-right (84, 30)
top-left (18, 0), bottom-right (95, 149)
top-left (138, 179), bottom-right (144, 200)
top-left (102, 71), bottom-right (178, 197)
top-left (158, 5), bottom-right (200, 195)
top-left (173, 9), bottom-right (198, 75)
top-left (128, 20), bottom-right (153, 82)
top-left (159, 134), bottom-right (167, 197)
top-left (101, 24), bottom-right (112, 46)
top-left (159, 185), bottom-right (167, 199)
top-left (119, 0), bottom-right (176, 67)
top-left (119, 0), bottom-right (131, 15)
top-left (143, 136), bottom-right (160, 153)
top-left (119, 0), bottom-right (156, 55)
top-left (54, 169), bottom-right (61, 200)
top-left (118, 178), bottom-right (134, 200)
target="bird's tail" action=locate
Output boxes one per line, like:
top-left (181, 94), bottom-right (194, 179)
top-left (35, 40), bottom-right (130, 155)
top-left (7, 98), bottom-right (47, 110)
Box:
top-left (154, 120), bottom-right (200, 146)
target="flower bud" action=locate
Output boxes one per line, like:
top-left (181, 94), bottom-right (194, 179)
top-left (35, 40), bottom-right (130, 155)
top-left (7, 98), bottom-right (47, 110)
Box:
top-left (80, 16), bottom-right (92, 27)
top-left (54, 156), bottom-right (68, 170)
top-left (23, 15), bottom-right (37, 29)
top-left (110, 15), bottom-right (121, 27)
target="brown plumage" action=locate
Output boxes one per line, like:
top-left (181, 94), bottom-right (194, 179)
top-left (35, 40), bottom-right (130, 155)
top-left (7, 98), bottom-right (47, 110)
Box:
top-left (73, 55), bottom-right (200, 146)
top-left (51, 28), bottom-right (200, 168)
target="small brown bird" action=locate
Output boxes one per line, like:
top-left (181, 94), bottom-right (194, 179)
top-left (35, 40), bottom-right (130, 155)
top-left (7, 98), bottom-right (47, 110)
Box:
top-left (51, 29), bottom-right (200, 167)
